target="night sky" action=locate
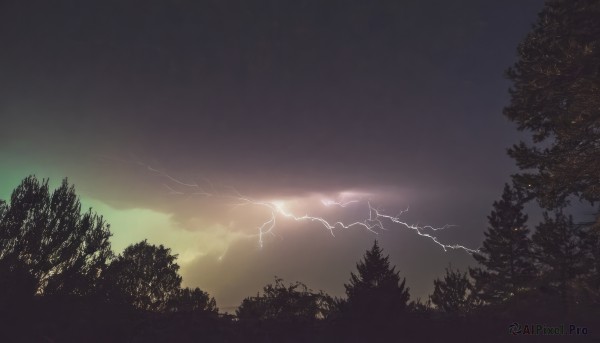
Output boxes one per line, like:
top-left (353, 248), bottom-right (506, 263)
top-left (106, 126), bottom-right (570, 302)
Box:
top-left (0, 0), bottom-right (545, 311)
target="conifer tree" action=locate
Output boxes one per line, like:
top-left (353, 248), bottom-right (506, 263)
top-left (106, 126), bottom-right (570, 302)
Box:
top-left (504, 0), bottom-right (600, 208)
top-left (431, 266), bottom-right (473, 315)
top-left (581, 216), bottom-right (600, 290)
top-left (343, 240), bottom-right (410, 319)
top-left (470, 184), bottom-right (534, 304)
top-left (532, 211), bottom-right (588, 304)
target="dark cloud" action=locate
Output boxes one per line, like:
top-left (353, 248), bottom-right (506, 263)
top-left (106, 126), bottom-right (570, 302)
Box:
top-left (0, 0), bottom-right (545, 307)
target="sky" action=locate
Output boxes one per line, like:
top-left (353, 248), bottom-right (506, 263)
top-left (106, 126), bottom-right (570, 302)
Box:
top-left (0, 0), bottom-right (546, 311)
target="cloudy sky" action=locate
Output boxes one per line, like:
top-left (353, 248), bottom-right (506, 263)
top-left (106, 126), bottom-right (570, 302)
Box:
top-left (0, 0), bottom-right (545, 310)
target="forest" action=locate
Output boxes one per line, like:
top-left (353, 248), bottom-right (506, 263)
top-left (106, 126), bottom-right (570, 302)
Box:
top-left (1, 0), bottom-right (600, 341)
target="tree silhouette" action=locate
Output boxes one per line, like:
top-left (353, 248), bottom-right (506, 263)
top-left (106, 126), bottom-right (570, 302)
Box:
top-left (0, 199), bottom-right (6, 218)
top-left (533, 210), bottom-right (588, 308)
top-left (0, 176), bottom-right (112, 296)
top-left (581, 215), bottom-right (600, 292)
top-left (504, 0), bottom-right (600, 208)
top-left (470, 184), bottom-right (534, 304)
top-left (104, 240), bottom-right (182, 312)
top-left (409, 297), bottom-right (433, 316)
top-left (343, 240), bottom-right (410, 319)
top-left (168, 287), bottom-right (218, 314)
top-left (431, 266), bottom-right (473, 315)
top-left (236, 277), bottom-right (333, 321)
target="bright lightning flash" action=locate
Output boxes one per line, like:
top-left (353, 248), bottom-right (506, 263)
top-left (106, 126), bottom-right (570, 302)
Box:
top-left (112, 157), bottom-right (479, 254)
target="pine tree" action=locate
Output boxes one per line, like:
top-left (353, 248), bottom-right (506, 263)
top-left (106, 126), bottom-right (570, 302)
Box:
top-left (343, 240), bottom-right (410, 319)
top-left (576, 214), bottom-right (600, 311)
top-left (431, 266), bottom-right (473, 315)
top-left (581, 215), bottom-right (600, 290)
top-left (470, 184), bottom-right (534, 304)
top-left (504, 0), bottom-right (600, 208)
top-left (532, 211), bottom-right (588, 306)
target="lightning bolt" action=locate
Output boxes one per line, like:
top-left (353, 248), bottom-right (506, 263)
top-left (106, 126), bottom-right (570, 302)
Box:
top-left (367, 206), bottom-right (478, 253)
top-left (321, 199), bottom-right (360, 207)
top-left (104, 156), bottom-right (479, 254)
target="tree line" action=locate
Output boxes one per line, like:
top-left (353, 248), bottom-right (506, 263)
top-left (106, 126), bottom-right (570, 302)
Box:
top-left (0, 176), bottom-right (216, 315)
top-left (1, 174), bottom-right (599, 341)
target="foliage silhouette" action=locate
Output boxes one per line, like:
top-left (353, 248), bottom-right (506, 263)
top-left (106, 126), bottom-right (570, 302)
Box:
top-left (104, 240), bottom-right (182, 312)
top-left (504, 0), bottom-right (600, 208)
top-left (168, 287), bottom-right (219, 314)
top-left (236, 277), bottom-right (333, 321)
top-left (532, 210), bottom-right (589, 310)
top-left (470, 184), bottom-right (534, 304)
top-left (0, 199), bottom-right (6, 218)
top-left (431, 266), bottom-right (473, 315)
top-left (0, 175), bottom-right (113, 296)
top-left (342, 240), bottom-right (410, 319)
top-left (581, 215), bottom-right (600, 292)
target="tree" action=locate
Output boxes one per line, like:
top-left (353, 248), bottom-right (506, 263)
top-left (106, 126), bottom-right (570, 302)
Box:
top-left (431, 266), bottom-right (473, 315)
top-left (504, 0), bottom-right (600, 208)
top-left (0, 199), bottom-right (6, 218)
top-left (532, 210), bottom-right (588, 306)
top-left (104, 240), bottom-right (182, 312)
top-left (343, 240), bottom-right (410, 319)
top-left (0, 176), bottom-right (113, 296)
top-left (236, 277), bottom-right (333, 321)
top-left (168, 287), bottom-right (218, 314)
top-left (409, 297), bottom-right (433, 316)
top-left (470, 184), bottom-right (535, 304)
top-left (581, 215), bottom-right (600, 290)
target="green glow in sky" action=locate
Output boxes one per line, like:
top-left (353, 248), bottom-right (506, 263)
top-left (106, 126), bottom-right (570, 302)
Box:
top-left (0, 156), bottom-right (242, 296)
